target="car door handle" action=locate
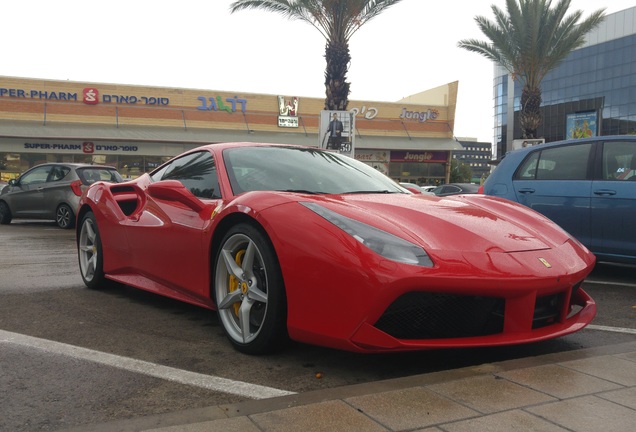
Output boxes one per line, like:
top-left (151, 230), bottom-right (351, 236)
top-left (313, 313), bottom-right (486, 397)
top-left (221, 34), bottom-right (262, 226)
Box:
top-left (517, 188), bottom-right (535, 194)
top-left (593, 189), bottom-right (617, 196)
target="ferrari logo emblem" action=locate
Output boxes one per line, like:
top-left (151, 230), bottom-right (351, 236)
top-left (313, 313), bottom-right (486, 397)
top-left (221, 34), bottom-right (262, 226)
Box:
top-left (538, 258), bottom-right (552, 268)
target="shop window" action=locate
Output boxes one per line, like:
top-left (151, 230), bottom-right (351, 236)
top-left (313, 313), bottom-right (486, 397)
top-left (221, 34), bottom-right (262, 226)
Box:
top-left (145, 156), bottom-right (171, 172)
top-left (114, 156), bottom-right (140, 178)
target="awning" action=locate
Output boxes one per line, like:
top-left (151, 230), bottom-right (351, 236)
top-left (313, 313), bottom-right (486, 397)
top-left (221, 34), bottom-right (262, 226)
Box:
top-left (0, 120), bottom-right (462, 151)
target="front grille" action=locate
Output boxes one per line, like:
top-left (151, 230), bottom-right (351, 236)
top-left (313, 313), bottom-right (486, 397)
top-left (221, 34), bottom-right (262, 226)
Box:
top-left (374, 292), bottom-right (505, 340)
top-left (532, 292), bottom-right (564, 329)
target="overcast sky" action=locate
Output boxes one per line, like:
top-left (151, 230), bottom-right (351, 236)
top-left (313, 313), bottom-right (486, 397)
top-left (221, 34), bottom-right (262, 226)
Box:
top-left (2, 1), bottom-right (633, 142)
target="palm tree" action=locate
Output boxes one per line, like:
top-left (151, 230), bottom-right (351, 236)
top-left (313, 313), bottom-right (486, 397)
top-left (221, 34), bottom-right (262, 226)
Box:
top-left (229, 0), bottom-right (404, 111)
top-left (458, 0), bottom-right (605, 139)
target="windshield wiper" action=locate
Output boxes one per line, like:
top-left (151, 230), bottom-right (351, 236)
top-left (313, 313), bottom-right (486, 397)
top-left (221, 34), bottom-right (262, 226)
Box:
top-left (278, 189), bottom-right (320, 194)
top-left (341, 190), bottom-right (398, 194)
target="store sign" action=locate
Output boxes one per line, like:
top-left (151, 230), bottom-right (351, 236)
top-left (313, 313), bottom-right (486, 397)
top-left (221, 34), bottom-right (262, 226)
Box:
top-left (400, 108), bottom-right (439, 123)
top-left (349, 105), bottom-right (378, 120)
top-left (0, 86), bottom-right (170, 105)
top-left (391, 150), bottom-right (448, 163)
top-left (355, 150), bottom-right (389, 174)
top-left (22, 142), bottom-right (139, 153)
top-left (197, 95), bottom-right (247, 113)
top-left (0, 88), bottom-right (77, 101)
top-left (277, 96), bottom-right (299, 128)
top-left (83, 88), bottom-right (99, 105)
top-left (355, 150), bottom-right (389, 163)
top-left (101, 95), bottom-right (169, 105)
top-left (24, 143), bottom-right (83, 151)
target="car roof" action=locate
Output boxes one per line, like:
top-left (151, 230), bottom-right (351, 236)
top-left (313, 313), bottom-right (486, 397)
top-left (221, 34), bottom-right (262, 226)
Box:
top-left (29, 162), bottom-right (119, 169)
top-left (448, 183), bottom-right (479, 189)
top-left (505, 135), bottom-right (634, 158)
top-left (191, 142), bottom-right (315, 153)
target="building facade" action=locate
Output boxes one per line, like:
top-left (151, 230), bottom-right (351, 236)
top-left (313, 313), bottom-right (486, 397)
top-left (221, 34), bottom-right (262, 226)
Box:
top-left (453, 138), bottom-right (492, 183)
top-left (0, 76), bottom-right (462, 184)
top-left (493, 6), bottom-right (636, 160)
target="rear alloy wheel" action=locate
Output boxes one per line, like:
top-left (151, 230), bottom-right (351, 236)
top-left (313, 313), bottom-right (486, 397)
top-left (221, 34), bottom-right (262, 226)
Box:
top-left (56, 204), bottom-right (75, 229)
top-left (78, 212), bottom-right (105, 289)
top-left (0, 201), bottom-right (11, 224)
top-left (214, 223), bottom-right (288, 354)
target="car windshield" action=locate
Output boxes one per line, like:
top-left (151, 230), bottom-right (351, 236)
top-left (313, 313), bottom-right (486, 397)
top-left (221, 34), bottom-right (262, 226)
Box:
top-left (224, 146), bottom-right (406, 195)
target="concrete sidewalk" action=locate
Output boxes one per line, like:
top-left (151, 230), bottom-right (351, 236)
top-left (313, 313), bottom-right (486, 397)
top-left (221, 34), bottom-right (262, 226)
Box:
top-left (66, 341), bottom-right (636, 432)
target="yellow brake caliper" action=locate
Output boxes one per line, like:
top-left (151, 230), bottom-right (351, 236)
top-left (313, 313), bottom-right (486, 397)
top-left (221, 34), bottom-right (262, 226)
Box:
top-left (228, 249), bottom-right (246, 316)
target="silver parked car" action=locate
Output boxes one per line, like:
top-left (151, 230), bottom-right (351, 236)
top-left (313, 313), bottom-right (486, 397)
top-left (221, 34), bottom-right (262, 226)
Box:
top-left (0, 163), bottom-right (123, 228)
top-left (431, 183), bottom-right (480, 196)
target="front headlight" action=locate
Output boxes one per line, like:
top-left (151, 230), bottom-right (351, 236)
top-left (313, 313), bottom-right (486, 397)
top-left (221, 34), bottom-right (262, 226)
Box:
top-left (301, 202), bottom-right (433, 267)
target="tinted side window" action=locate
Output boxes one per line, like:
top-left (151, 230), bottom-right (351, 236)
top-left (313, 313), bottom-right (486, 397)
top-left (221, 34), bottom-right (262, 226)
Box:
top-left (516, 152), bottom-right (540, 179)
top-left (538, 143), bottom-right (592, 180)
top-left (516, 143), bottom-right (592, 180)
top-left (602, 140), bottom-right (636, 181)
top-left (152, 151), bottom-right (220, 199)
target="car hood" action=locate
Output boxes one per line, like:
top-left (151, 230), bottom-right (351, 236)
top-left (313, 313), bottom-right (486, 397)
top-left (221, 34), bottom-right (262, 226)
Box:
top-left (315, 193), bottom-right (570, 254)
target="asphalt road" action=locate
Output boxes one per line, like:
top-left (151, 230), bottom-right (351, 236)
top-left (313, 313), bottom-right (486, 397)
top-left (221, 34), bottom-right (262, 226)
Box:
top-left (1, 221), bottom-right (634, 431)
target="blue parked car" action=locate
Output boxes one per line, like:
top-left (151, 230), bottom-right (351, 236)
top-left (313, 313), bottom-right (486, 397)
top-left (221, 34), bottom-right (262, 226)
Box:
top-left (482, 135), bottom-right (636, 264)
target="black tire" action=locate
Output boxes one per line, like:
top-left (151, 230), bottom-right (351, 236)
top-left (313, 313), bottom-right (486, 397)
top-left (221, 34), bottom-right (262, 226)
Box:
top-left (0, 201), bottom-right (11, 225)
top-left (214, 223), bottom-right (288, 354)
top-left (56, 203), bottom-right (75, 229)
top-left (78, 212), bottom-right (105, 289)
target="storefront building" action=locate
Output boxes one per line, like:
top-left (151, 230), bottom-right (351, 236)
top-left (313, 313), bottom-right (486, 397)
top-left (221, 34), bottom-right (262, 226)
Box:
top-left (494, 6), bottom-right (636, 159)
top-left (455, 138), bottom-right (493, 183)
top-left (0, 76), bottom-right (461, 185)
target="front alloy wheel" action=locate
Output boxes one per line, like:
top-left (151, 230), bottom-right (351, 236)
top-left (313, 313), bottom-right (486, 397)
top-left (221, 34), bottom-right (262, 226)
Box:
top-left (214, 223), bottom-right (287, 354)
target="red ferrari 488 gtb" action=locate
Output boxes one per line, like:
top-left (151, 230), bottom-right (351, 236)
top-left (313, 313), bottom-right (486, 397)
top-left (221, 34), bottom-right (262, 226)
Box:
top-left (76, 143), bottom-right (597, 354)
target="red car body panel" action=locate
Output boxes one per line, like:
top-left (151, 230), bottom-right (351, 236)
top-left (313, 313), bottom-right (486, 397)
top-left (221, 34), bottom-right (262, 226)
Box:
top-left (77, 142), bottom-right (597, 353)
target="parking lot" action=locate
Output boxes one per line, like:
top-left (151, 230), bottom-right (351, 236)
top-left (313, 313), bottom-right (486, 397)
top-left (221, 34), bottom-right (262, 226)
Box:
top-left (1, 221), bottom-right (635, 431)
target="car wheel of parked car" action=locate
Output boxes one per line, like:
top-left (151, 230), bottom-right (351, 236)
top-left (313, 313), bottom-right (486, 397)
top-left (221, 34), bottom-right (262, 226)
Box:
top-left (78, 212), bottom-right (105, 289)
top-left (214, 223), bottom-right (288, 354)
top-left (56, 204), bottom-right (75, 229)
top-left (0, 201), bottom-right (11, 224)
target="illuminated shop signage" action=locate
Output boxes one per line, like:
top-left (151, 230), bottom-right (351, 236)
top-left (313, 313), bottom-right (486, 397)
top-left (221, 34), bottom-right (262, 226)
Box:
top-left (197, 95), bottom-right (247, 113)
top-left (278, 96), bottom-right (299, 128)
top-left (400, 108), bottom-right (439, 123)
top-left (391, 150), bottom-right (448, 163)
top-left (566, 111), bottom-right (597, 139)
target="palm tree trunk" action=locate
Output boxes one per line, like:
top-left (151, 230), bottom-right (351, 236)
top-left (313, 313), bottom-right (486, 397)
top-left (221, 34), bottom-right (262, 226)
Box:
top-left (520, 85), bottom-right (542, 138)
top-left (324, 41), bottom-right (351, 111)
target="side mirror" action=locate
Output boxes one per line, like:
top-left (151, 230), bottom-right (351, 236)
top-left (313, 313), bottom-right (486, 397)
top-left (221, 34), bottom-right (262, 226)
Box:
top-left (8, 179), bottom-right (16, 186)
top-left (147, 180), bottom-right (207, 213)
